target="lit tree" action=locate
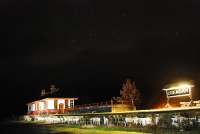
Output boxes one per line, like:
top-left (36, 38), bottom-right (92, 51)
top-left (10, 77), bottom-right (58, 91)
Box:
top-left (120, 79), bottom-right (140, 105)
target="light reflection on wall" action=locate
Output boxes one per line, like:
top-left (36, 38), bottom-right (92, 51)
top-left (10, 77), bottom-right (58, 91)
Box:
top-left (48, 99), bottom-right (54, 109)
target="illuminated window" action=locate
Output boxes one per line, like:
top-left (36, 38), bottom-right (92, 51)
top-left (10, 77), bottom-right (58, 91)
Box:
top-left (44, 101), bottom-right (48, 109)
top-left (39, 102), bottom-right (45, 110)
top-left (28, 105), bottom-right (31, 111)
top-left (36, 103), bottom-right (39, 111)
top-left (31, 104), bottom-right (35, 111)
top-left (65, 100), bottom-right (68, 108)
top-left (54, 100), bottom-right (58, 109)
top-left (70, 100), bottom-right (74, 108)
top-left (47, 100), bottom-right (54, 109)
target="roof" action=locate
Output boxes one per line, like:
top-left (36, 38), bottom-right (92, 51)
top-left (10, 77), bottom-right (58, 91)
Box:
top-left (27, 97), bottom-right (78, 105)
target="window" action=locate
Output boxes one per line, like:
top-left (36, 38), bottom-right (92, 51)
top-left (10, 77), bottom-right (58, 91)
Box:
top-left (28, 105), bottom-right (31, 111)
top-left (54, 100), bottom-right (58, 109)
top-left (44, 101), bottom-right (48, 109)
top-left (70, 100), bottom-right (74, 108)
top-left (65, 100), bottom-right (68, 108)
top-left (36, 103), bottom-right (39, 111)
top-left (31, 104), bottom-right (35, 111)
top-left (47, 100), bottom-right (54, 109)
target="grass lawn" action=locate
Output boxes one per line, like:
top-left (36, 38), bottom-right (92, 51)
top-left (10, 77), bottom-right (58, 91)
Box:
top-left (49, 125), bottom-right (200, 134)
top-left (50, 125), bottom-right (151, 134)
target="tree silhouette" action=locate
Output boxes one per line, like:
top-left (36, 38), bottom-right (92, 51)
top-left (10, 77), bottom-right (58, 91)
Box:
top-left (40, 84), bottom-right (60, 97)
top-left (120, 79), bottom-right (140, 105)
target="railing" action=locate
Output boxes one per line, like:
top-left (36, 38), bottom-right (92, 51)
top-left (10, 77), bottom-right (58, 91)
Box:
top-left (67, 101), bottom-right (113, 114)
top-left (74, 101), bottom-right (112, 109)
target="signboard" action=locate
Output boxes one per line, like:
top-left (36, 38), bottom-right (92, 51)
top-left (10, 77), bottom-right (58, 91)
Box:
top-left (166, 87), bottom-right (190, 97)
top-left (163, 84), bottom-right (193, 98)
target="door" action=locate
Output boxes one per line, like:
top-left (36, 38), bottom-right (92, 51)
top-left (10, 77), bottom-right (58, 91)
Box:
top-left (59, 103), bottom-right (64, 114)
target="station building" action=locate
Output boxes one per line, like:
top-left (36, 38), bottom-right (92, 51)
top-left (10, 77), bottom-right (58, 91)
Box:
top-left (27, 97), bottom-right (78, 115)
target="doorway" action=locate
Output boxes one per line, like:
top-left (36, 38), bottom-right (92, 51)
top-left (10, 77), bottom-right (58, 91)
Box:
top-left (59, 103), bottom-right (64, 114)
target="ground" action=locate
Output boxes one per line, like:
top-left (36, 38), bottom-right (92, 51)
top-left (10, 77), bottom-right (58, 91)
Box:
top-left (51, 126), bottom-right (150, 134)
top-left (50, 125), bottom-right (200, 134)
top-left (1, 121), bottom-right (200, 134)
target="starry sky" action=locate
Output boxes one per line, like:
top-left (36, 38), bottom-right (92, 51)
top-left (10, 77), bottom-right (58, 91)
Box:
top-left (1, 0), bottom-right (200, 119)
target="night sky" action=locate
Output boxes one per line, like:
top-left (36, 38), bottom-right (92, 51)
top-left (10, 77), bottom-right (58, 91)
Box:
top-left (1, 0), bottom-right (200, 119)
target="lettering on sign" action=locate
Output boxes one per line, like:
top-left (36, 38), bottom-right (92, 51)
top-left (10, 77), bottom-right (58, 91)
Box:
top-left (165, 86), bottom-right (192, 98)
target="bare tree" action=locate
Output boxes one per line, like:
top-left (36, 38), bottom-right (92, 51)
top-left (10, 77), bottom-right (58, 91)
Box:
top-left (120, 79), bottom-right (140, 105)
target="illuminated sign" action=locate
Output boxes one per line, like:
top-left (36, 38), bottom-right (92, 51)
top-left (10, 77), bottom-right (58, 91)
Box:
top-left (166, 87), bottom-right (190, 97)
top-left (163, 84), bottom-right (193, 98)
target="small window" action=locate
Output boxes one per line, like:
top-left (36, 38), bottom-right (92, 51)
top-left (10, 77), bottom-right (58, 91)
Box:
top-left (28, 105), bottom-right (31, 111)
top-left (65, 100), bottom-right (68, 108)
top-left (45, 101), bottom-right (48, 109)
top-left (54, 100), bottom-right (58, 109)
top-left (36, 103), bottom-right (39, 111)
top-left (70, 100), bottom-right (74, 108)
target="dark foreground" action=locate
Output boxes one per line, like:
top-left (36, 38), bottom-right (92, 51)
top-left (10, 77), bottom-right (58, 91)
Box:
top-left (0, 122), bottom-right (56, 134)
top-left (0, 122), bottom-right (148, 134)
top-left (0, 122), bottom-right (145, 134)
top-left (1, 121), bottom-right (200, 134)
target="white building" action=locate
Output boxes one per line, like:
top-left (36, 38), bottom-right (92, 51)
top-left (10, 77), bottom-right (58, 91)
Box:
top-left (27, 97), bottom-right (78, 115)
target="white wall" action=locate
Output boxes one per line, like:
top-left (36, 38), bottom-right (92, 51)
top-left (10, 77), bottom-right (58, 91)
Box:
top-left (48, 99), bottom-right (54, 109)
top-left (58, 99), bottom-right (64, 104)
top-left (28, 99), bottom-right (75, 111)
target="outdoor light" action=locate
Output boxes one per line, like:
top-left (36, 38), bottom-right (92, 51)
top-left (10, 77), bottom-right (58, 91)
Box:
top-left (163, 83), bottom-right (193, 98)
top-left (163, 83), bottom-right (194, 90)
top-left (163, 82), bottom-right (194, 108)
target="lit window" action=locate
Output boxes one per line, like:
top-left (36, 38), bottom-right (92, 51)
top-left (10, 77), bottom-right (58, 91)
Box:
top-left (48, 100), bottom-right (54, 109)
top-left (65, 100), bottom-right (68, 108)
top-left (70, 100), bottom-right (74, 108)
top-left (54, 100), bottom-right (58, 109)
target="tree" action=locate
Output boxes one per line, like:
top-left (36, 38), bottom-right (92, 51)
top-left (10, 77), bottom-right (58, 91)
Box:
top-left (120, 79), bottom-right (140, 105)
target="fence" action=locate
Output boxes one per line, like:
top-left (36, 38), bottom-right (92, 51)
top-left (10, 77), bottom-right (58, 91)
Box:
top-left (24, 107), bottom-right (200, 132)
